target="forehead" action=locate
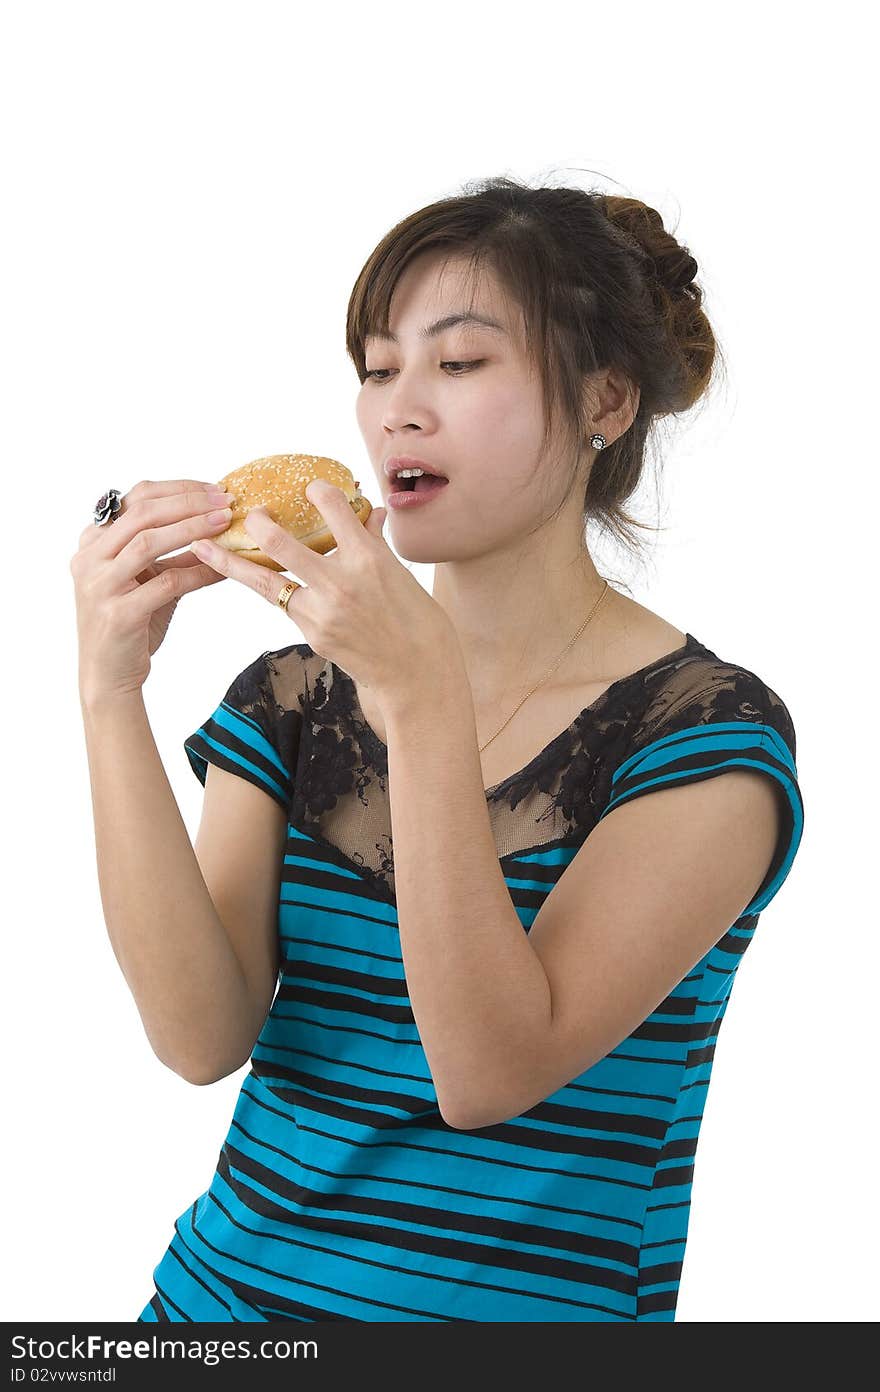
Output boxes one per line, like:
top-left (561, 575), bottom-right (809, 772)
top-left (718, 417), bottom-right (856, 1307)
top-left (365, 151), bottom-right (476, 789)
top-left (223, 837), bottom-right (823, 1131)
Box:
top-left (364, 253), bottom-right (516, 346)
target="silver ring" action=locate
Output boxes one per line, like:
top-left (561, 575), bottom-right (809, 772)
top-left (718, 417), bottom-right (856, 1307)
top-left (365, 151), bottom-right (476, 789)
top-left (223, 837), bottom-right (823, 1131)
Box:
top-left (94, 488), bottom-right (123, 526)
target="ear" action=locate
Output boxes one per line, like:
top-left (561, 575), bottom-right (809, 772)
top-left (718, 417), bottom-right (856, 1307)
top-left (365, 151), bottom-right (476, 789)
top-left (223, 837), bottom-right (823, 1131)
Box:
top-left (364, 506), bottom-right (387, 539)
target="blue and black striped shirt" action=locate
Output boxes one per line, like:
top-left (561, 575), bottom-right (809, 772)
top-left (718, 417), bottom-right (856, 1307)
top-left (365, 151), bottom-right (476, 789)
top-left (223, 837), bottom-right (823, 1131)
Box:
top-left (138, 633), bottom-right (803, 1322)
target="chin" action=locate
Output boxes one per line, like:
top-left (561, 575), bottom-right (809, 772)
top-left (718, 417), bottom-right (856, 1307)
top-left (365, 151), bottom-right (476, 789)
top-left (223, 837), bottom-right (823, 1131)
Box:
top-left (387, 527), bottom-right (490, 567)
top-left (387, 535), bottom-right (452, 564)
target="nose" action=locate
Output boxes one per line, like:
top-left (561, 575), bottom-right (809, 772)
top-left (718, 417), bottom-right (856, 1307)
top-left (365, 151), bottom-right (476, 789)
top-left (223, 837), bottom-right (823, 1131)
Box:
top-left (376, 366), bottom-right (436, 433)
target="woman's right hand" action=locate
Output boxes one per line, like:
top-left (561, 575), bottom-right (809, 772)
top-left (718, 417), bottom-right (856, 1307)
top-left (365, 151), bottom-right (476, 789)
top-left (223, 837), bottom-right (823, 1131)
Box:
top-left (71, 478), bottom-right (238, 706)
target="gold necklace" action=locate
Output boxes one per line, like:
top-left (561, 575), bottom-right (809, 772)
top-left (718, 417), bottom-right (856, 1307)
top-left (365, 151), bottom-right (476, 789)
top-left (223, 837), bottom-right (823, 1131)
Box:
top-left (477, 579), bottom-right (612, 754)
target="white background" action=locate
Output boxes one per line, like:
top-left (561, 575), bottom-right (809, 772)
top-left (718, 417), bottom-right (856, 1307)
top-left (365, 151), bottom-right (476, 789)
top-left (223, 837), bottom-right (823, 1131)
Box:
top-left (2, 0), bottom-right (875, 1324)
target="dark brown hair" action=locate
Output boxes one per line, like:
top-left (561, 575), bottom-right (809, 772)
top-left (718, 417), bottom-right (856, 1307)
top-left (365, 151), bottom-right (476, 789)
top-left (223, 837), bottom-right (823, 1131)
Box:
top-left (346, 174), bottom-right (724, 567)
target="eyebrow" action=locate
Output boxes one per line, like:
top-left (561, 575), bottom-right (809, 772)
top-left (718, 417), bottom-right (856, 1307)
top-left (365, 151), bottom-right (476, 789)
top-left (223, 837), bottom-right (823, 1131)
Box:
top-left (364, 312), bottom-right (507, 345)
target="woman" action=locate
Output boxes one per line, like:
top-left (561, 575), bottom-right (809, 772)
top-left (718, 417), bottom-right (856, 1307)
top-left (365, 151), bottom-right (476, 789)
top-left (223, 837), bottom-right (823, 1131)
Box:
top-left (73, 177), bottom-right (804, 1322)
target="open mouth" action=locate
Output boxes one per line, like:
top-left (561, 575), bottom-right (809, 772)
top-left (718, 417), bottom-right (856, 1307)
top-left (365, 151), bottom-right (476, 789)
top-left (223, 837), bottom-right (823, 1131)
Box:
top-left (391, 474), bottom-right (449, 494)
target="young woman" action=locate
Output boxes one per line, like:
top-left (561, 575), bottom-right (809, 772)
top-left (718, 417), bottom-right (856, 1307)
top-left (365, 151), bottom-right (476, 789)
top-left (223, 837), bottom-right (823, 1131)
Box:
top-left (73, 177), bottom-right (804, 1323)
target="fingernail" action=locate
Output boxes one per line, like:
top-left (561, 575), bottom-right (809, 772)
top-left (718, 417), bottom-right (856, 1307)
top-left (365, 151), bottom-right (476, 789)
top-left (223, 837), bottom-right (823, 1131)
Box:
top-left (207, 489), bottom-right (235, 504)
top-left (208, 507), bottom-right (232, 524)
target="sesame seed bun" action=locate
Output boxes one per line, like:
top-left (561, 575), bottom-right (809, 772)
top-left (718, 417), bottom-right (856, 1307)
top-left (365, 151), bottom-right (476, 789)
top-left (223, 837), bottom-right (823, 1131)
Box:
top-left (210, 453), bottom-right (372, 572)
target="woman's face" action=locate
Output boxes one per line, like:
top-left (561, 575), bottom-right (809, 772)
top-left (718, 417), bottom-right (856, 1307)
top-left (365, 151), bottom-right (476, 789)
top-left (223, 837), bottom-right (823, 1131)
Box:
top-left (355, 250), bottom-right (577, 565)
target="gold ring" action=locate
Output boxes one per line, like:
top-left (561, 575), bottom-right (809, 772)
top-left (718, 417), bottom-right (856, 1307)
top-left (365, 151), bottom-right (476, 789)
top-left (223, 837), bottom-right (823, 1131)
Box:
top-left (276, 580), bottom-right (299, 612)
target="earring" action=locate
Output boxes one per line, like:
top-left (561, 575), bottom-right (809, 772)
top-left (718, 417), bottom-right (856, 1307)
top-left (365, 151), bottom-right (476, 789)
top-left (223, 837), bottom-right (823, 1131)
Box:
top-left (590, 433), bottom-right (607, 449)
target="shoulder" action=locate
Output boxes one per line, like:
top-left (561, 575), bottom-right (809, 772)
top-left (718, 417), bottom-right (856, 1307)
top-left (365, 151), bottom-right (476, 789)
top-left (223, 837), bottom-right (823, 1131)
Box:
top-left (246, 641), bottom-right (329, 699)
top-left (261, 639), bottom-right (321, 672)
top-left (219, 642), bottom-right (328, 731)
top-left (633, 640), bottom-right (798, 759)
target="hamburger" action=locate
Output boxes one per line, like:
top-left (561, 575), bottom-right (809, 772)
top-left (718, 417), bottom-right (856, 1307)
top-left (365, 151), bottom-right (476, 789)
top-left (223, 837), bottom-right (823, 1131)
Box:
top-left (207, 453), bottom-right (372, 573)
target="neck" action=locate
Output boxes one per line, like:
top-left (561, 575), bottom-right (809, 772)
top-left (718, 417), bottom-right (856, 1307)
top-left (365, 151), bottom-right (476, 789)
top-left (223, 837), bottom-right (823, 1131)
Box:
top-left (430, 527), bottom-right (615, 707)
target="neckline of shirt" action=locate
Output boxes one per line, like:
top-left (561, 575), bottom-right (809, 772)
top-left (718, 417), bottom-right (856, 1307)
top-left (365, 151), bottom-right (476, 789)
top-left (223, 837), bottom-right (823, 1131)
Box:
top-left (341, 631), bottom-right (711, 800)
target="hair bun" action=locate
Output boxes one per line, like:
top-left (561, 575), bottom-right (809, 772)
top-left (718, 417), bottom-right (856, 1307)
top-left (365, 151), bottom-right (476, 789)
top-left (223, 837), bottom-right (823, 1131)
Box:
top-left (601, 195), bottom-right (699, 296)
top-left (665, 251), bottom-right (699, 294)
top-left (210, 453), bottom-right (372, 572)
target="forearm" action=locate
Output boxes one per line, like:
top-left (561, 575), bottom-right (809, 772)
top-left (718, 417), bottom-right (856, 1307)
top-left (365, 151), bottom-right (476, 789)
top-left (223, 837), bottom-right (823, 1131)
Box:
top-left (79, 690), bottom-right (259, 1082)
top-left (382, 661), bottom-right (552, 1129)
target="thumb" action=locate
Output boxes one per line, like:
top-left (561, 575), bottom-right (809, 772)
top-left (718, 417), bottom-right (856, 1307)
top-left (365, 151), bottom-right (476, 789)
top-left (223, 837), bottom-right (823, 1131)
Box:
top-left (365, 506), bottom-right (387, 538)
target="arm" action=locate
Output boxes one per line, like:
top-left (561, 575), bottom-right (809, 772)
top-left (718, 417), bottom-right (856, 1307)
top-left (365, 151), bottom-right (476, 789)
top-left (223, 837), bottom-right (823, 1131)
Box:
top-left (383, 663), bottom-right (552, 1130)
top-left (80, 689), bottom-right (284, 1084)
top-left (383, 668), bottom-right (782, 1131)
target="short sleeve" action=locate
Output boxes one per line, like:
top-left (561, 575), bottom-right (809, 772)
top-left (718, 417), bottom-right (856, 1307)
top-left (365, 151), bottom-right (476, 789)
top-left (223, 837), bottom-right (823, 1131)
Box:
top-left (597, 665), bottom-right (804, 918)
top-left (183, 649), bottom-right (303, 815)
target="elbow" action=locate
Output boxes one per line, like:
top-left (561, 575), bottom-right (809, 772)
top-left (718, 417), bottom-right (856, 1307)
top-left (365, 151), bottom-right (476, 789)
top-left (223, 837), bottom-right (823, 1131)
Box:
top-left (183, 1068), bottom-right (220, 1087)
top-left (164, 1056), bottom-right (216, 1086)
top-left (440, 1092), bottom-right (517, 1131)
top-left (437, 1080), bottom-right (479, 1130)
top-left (436, 1068), bottom-right (534, 1130)
top-left (443, 1106), bottom-right (512, 1131)
top-left (440, 1073), bottom-right (547, 1129)
top-left (187, 1056), bottom-right (250, 1086)
top-left (158, 1053), bottom-right (243, 1087)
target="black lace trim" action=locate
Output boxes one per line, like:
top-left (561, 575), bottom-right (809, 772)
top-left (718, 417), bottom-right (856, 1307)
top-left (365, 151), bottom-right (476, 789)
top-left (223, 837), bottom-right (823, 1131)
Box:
top-left (242, 635), bottom-right (796, 904)
top-left (295, 638), bottom-right (711, 833)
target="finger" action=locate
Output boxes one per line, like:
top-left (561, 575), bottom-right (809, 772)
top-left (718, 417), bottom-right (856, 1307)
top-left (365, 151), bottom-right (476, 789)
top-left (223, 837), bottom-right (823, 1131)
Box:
top-left (188, 535), bottom-right (306, 609)
top-left (154, 550), bottom-right (207, 569)
top-left (82, 493), bottom-right (234, 576)
top-left (303, 478), bottom-right (365, 546)
top-left (153, 551), bottom-right (230, 581)
top-left (120, 555), bottom-right (233, 625)
top-left (135, 552), bottom-right (229, 590)
top-left (364, 507), bottom-right (387, 539)
top-left (240, 506), bottom-right (325, 586)
top-left (100, 499), bottom-right (235, 588)
top-left (78, 479), bottom-right (224, 550)
top-left (190, 564), bottom-right (229, 587)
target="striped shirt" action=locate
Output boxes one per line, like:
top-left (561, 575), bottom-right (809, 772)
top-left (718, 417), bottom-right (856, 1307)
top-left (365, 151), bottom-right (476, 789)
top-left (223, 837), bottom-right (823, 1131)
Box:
top-left (138, 632), bottom-right (803, 1322)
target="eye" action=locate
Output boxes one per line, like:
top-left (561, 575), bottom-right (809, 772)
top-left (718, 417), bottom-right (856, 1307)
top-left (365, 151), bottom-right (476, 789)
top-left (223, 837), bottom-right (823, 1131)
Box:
top-left (364, 360), bottom-right (484, 382)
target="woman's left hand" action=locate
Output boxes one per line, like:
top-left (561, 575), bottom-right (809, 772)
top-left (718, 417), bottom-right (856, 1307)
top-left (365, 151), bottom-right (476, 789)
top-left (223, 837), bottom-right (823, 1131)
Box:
top-left (190, 478), bottom-right (462, 710)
